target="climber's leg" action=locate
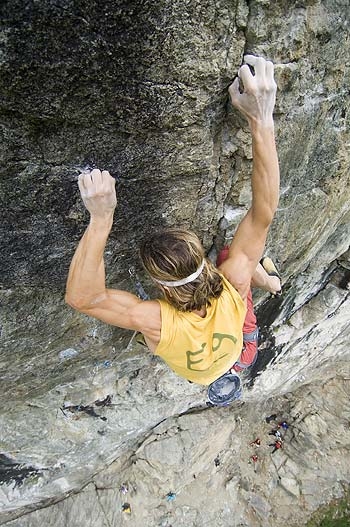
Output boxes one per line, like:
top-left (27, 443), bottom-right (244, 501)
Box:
top-left (216, 246), bottom-right (281, 296)
top-left (232, 288), bottom-right (258, 372)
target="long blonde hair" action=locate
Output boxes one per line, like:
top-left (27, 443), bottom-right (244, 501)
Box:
top-left (139, 228), bottom-right (223, 312)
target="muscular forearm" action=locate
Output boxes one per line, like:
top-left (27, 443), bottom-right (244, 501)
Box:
top-left (228, 56), bottom-right (279, 229)
top-left (219, 56), bottom-right (280, 296)
top-left (250, 120), bottom-right (280, 228)
top-left (65, 214), bottom-right (114, 309)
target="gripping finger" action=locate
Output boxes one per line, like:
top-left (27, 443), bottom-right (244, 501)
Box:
top-left (228, 77), bottom-right (240, 103)
top-left (239, 64), bottom-right (256, 92)
top-left (102, 170), bottom-right (116, 191)
top-left (265, 60), bottom-right (275, 82)
top-left (78, 173), bottom-right (88, 194)
top-left (243, 54), bottom-right (260, 67)
top-left (90, 168), bottom-right (102, 186)
top-left (252, 56), bottom-right (266, 78)
top-left (244, 55), bottom-right (268, 83)
top-left (101, 170), bottom-right (114, 183)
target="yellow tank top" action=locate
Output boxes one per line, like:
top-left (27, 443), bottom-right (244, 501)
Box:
top-left (155, 275), bottom-right (247, 385)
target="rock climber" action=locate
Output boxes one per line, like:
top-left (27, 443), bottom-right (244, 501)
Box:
top-left (269, 439), bottom-right (283, 453)
top-left (65, 55), bottom-right (281, 391)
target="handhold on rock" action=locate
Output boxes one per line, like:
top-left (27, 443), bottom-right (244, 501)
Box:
top-left (214, 456), bottom-right (220, 466)
top-left (251, 454), bottom-right (259, 463)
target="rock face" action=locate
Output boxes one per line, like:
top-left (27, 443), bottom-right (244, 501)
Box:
top-left (0, 0), bottom-right (349, 525)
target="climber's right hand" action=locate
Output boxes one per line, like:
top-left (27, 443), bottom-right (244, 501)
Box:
top-left (78, 169), bottom-right (117, 218)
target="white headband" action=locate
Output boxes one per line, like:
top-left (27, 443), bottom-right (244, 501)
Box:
top-left (154, 259), bottom-right (205, 287)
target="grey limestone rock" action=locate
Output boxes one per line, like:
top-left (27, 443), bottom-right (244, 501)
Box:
top-left (0, 0), bottom-right (350, 525)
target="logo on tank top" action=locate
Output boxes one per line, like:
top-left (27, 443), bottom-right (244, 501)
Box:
top-left (186, 333), bottom-right (237, 371)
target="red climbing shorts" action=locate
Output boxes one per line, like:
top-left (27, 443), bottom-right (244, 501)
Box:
top-left (216, 247), bottom-right (258, 372)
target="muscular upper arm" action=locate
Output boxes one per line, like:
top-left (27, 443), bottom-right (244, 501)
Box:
top-left (218, 208), bottom-right (269, 299)
top-left (66, 288), bottom-right (162, 340)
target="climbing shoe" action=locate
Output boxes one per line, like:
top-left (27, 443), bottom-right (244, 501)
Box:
top-left (260, 256), bottom-right (282, 296)
top-left (135, 332), bottom-right (147, 347)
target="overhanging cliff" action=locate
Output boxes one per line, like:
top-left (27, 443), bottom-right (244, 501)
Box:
top-left (0, 1), bottom-right (349, 525)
